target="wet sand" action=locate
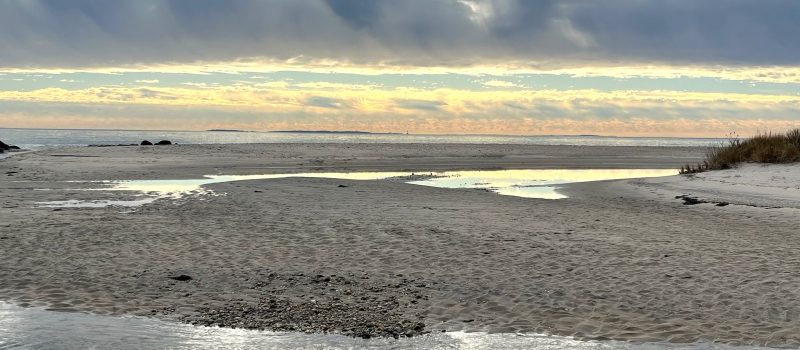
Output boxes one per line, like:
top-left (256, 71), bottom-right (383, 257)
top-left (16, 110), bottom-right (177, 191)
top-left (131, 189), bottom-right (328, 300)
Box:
top-left (2, 144), bottom-right (799, 347)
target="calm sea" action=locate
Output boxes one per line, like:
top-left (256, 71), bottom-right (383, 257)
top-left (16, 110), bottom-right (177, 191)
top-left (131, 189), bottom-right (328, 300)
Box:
top-left (0, 128), bottom-right (720, 149)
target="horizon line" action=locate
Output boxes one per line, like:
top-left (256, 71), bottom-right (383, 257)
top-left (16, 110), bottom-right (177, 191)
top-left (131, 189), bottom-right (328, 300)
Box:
top-left (0, 126), bottom-right (728, 140)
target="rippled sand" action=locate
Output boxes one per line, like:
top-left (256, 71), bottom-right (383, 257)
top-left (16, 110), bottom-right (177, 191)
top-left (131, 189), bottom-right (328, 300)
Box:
top-left (2, 144), bottom-right (799, 347)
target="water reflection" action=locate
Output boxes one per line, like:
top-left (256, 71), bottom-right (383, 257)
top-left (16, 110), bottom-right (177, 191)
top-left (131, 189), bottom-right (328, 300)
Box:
top-left (410, 169), bottom-right (677, 199)
top-left (35, 169), bottom-right (677, 208)
top-left (0, 303), bottom-right (775, 350)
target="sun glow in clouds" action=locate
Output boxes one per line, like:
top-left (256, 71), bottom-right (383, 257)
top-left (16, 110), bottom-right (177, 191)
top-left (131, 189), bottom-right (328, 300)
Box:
top-left (0, 0), bottom-right (799, 136)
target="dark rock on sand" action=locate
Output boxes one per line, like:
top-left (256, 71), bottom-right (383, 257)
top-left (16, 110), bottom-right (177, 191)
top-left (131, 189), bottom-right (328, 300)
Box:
top-left (155, 140), bottom-right (172, 145)
top-left (0, 140), bottom-right (9, 150)
top-left (676, 195), bottom-right (735, 207)
top-left (168, 275), bottom-right (193, 281)
top-left (676, 195), bottom-right (706, 205)
top-left (9, 145), bottom-right (20, 150)
top-left (141, 140), bottom-right (153, 146)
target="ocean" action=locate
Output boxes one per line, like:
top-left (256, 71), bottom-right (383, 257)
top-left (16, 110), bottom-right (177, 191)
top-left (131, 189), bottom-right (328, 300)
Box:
top-left (0, 128), bottom-right (720, 149)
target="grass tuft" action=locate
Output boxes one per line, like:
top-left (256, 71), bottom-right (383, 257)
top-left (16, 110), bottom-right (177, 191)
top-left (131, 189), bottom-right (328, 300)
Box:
top-left (680, 128), bottom-right (800, 174)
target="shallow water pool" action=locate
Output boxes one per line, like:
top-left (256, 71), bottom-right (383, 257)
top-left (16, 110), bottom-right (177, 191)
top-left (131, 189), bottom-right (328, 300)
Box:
top-left (0, 303), bottom-right (775, 350)
top-left (35, 169), bottom-right (677, 208)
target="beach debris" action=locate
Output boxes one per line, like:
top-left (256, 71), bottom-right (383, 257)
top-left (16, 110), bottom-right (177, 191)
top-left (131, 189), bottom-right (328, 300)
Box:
top-left (676, 194), bottom-right (734, 207)
top-left (168, 274), bottom-right (193, 281)
top-left (337, 184), bottom-right (349, 188)
top-left (155, 140), bottom-right (173, 145)
top-left (140, 140), bottom-right (153, 145)
top-left (675, 195), bottom-right (706, 205)
top-left (186, 270), bottom-right (431, 339)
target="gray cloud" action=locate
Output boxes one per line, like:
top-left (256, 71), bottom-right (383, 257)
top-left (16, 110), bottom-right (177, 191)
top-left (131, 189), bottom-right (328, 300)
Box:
top-left (1, 0), bottom-right (799, 69)
top-left (306, 96), bottom-right (346, 109)
top-left (395, 99), bottom-right (446, 111)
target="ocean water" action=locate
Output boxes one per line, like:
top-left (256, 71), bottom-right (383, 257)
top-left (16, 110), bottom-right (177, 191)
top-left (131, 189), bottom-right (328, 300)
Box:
top-left (0, 128), bottom-right (720, 149)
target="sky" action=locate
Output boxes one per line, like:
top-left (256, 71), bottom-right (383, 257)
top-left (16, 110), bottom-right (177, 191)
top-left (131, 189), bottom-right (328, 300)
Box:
top-left (1, 0), bottom-right (799, 137)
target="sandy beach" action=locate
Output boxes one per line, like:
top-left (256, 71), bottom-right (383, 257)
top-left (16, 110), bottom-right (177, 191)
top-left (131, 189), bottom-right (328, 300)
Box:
top-left (1, 143), bottom-right (799, 347)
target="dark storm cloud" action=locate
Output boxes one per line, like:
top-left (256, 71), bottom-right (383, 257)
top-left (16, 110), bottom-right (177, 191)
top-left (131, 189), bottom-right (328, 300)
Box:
top-left (566, 0), bottom-right (800, 65)
top-left (1, 0), bottom-right (799, 69)
top-left (325, 0), bottom-right (382, 29)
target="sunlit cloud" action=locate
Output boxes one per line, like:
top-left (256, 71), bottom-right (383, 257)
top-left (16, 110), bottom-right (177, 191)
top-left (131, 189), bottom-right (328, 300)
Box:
top-left (1, 82), bottom-right (798, 137)
top-left (1, 0), bottom-right (799, 136)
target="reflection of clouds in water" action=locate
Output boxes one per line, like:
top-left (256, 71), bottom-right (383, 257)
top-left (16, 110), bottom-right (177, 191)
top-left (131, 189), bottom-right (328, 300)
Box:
top-left (0, 302), bottom-right (772, 350)
top-left (495, 186), bottom-right (567, 200)
top-left (35, 169), bottom-right (677, 208)
top-left (410, 169), bottom-right (677, 199)
top-left (35, 198), bottom-right (157, 208)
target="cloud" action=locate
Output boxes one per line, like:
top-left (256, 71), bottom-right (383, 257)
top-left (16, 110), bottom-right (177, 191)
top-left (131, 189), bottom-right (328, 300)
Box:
top-left (2, 99), bottom-right (798, 137)
top-left (2, 0), bottom-right (800, 70)
top-left (305, 96), bottom-right (346, 109)
top-left (482, 79), bottom-right (519, 88)
top-left (394, 99), bottom-right (446, 111)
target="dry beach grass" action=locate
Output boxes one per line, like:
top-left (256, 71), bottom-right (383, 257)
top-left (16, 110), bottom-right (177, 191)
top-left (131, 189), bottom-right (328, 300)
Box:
top-left (682, 129), bottom-right (800, 174)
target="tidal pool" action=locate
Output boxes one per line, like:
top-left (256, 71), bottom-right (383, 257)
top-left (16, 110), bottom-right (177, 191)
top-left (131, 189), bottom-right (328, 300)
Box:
top-left (408, 169), bottom-right (676, 199)
top-left (0, 303), bottom-right (774, 350)
top-left (35, 169), bottom-right (677, 208)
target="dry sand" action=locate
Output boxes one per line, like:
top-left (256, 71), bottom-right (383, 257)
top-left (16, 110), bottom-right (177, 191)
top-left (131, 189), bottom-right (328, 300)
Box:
top-left (1, 144), bottom-right (799, 346)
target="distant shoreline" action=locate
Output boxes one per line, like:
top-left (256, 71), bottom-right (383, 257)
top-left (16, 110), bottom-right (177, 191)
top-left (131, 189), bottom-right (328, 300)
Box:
top-left (206, 129), bottom-right (252, 133)
top-left (0, 127), bottom-right (727, 140)
top-left (269, 130), bottom-right (404, 135)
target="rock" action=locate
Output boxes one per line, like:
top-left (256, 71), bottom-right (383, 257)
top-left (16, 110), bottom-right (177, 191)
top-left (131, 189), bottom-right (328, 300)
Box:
top-left (169, 275), bottom-right (193, 281)
top-left (338, 185), bottom-right (349, 188)
top-left (140, 140), bottom-right (153, 146)
top-left (0, 140), bottom-right (10, 150)
top-left (676, 195), bottom-right (705, 205)
top-left (9, 145), bottom-right (20, 150)
top-left (155, 140), bottom-right (172, 145)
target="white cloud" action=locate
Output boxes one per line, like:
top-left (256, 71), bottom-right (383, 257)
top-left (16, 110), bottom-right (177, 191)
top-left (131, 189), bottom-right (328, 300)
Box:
top-left (482, 80), bottom-right (520, 88)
